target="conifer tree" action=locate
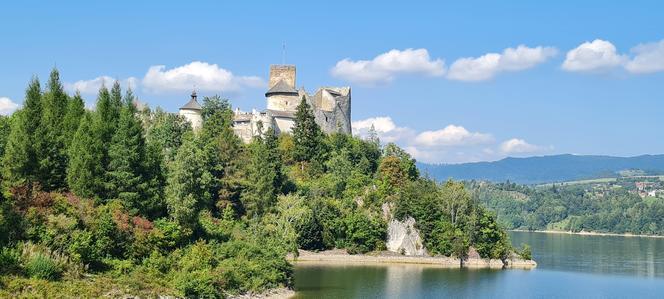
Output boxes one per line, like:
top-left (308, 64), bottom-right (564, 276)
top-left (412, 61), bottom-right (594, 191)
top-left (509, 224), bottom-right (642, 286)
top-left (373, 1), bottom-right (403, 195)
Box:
top-left (1, 77), bottom-right (42, 190)
top-left (37, 68), bottom-right (69, 190)
top-left (63, 91), bottom-right (85, 148)
top-left (107, 89), bottom-right (146, 210)
top-left (67, 113), bottom-right (104, 199)
top-left (165, 132), bottom-right (205, 227)
top-left (0, 116), bottom-right (11, 164)
top-left (292, 97), bottom-right (325, 167)
top-left (243, 127), bottom-right (284, 217)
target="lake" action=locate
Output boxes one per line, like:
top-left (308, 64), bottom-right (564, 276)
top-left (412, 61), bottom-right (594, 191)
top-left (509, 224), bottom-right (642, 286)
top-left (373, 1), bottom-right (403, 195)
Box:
top-left (293, 231), bottom-right (664, 298)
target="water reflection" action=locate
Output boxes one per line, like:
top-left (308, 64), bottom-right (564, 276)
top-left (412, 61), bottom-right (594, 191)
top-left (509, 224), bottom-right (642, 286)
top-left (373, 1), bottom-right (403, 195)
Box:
top-left (509, 231), bottom-right (664, 278)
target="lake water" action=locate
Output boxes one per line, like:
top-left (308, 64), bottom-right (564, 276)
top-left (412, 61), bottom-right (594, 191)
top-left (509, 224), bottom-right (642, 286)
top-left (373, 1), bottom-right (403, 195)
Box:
top-left (293, 231), bottom-right (664, 298)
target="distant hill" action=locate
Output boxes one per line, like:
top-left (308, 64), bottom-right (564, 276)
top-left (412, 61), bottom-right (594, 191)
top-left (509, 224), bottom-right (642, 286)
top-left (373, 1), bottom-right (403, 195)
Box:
top-left (418, 154), bottom-right (664, 184)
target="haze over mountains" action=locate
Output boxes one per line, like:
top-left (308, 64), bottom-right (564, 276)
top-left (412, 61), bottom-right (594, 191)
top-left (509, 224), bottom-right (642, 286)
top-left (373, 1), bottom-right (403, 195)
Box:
top-left (419, 154), bottom-right (664, 184)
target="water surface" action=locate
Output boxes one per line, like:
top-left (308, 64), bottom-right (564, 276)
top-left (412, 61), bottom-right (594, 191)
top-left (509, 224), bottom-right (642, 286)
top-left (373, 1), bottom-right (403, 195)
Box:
top-left (293, 231), bottom-right (664, 298)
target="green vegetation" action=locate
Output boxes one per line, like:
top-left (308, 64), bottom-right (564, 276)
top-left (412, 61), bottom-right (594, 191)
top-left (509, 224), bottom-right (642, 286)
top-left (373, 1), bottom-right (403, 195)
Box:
top-left (469, 178), bottom-right (664, 235)
top-left (0, 68), bottom-right (518, 297)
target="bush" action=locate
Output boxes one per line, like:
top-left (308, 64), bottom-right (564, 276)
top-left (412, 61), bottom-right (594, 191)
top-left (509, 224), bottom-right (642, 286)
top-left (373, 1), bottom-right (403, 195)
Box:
top-left (173, 269), bottom-right (221, 298)
top-left (25, 253), bottom-right (63, 280)
top-left (518, 243), bottom-right (532, 260)
top-left (0, 247), bottom-right (21, 274)
top-left (344, 212), bottom-right (386, 254)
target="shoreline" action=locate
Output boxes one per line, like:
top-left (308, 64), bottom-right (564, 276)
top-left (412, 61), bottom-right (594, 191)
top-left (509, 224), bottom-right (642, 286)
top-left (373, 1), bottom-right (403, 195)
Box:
top-left (287, 249), bottom-right (536, 270)
top-left (510, 229), bottom-right (664, 239)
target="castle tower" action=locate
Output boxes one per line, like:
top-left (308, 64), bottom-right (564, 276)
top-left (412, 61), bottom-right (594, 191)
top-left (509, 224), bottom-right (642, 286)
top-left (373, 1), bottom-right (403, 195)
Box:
top-left (266, 65), bottom-right (299, 112)
top-left (179, 91), bottom-right (203, 131)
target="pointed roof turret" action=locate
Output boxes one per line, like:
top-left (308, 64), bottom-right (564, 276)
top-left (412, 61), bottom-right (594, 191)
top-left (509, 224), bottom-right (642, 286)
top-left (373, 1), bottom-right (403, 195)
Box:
top-left (180, 90), bottom-right (202, 110)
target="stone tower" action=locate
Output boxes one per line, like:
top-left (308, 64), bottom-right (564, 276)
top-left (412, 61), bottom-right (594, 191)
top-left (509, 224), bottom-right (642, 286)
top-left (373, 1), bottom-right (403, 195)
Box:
top-left (266, 65), bottom-right (300, 112)
top-left (179, 91), bottom-right (203, 131)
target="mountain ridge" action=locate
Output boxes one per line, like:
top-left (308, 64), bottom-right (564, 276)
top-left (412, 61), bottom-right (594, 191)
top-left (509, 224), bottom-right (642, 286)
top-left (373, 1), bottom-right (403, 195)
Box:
top-left (418, 154), bottom-right (664, 184)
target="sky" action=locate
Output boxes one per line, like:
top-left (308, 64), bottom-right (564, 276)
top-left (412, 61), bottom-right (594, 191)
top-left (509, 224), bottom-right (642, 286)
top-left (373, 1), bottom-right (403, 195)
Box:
top-left (1, 1), bottom-right (663, 164)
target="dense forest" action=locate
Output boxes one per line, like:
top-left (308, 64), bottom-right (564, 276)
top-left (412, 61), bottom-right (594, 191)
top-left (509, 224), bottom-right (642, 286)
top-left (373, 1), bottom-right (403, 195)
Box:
top-left (469, 179), bottom-right (664, 235)
top-left (0, 69), bottom-right (517, 297)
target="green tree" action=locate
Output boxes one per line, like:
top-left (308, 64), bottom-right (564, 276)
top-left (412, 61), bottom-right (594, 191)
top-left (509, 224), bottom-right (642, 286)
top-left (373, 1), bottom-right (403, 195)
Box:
top-left (0, 116), bottom-right (11, 163)
top-left (107, 89), bottom-right (147, 211)
top-left (243, 128), bottom-right (285, 217)
top-left (67, 113), bottom-right (104, 199)
top-left (36, 68), bottom-right (69, 191)
top-left (2, 77), bottom-right (42, 190)
top-left (292, 97), bottom-right (325, 169)
top-left (165, 132), bottom-right (206, 228)
top-left (62, 91), bottom-right (85, 148)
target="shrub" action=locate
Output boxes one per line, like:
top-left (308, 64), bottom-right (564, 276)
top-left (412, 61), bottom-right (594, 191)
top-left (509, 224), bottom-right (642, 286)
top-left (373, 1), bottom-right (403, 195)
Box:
top-left (173, 269), bottom-right (221, 298)
top-left (344, 212), bottom-right (386, 254)
top-left (0, 247), bottom-right (21, 274)
top-left (25, 253), bottom-right (63, 280)
top-left (518, 243), bottom-right (532, 260)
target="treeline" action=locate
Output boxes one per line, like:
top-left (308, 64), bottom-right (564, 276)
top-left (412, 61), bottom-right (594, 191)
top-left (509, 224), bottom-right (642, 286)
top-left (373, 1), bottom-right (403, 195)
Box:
top-left (0, 68), bottom-right (516, 297)
top-left (469, 181), bottom-right (664, 235)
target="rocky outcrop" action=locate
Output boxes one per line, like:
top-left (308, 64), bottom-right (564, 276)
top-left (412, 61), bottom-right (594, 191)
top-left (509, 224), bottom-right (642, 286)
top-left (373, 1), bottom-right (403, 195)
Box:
top-left (382, 203), bottom-right (428, 256)
top-left (386, 217), bottom-right (428, 256)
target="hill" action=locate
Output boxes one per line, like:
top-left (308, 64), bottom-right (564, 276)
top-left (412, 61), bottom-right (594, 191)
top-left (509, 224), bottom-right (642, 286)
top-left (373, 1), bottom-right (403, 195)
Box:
top-left (419, 154), bottom-right (664, 184)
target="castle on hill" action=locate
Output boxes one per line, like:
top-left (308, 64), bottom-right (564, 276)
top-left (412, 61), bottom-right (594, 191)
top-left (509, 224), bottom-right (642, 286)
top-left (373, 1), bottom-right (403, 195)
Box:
top-left (178, 64), bottom-right (352, 143)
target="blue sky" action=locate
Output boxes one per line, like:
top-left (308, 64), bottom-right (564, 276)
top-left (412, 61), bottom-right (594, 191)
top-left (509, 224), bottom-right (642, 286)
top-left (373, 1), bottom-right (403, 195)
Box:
top-left (1, 1), bottom-right (663, 163)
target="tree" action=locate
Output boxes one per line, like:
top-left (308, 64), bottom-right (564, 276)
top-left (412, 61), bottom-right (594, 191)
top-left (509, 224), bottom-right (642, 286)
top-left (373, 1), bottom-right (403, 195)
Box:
top-left (383, 143), bottom-right (419, 180)
top-left (0, 116), bottom-right (11, 164)
top-left (292, 97), bottom-right (325, 168)
top-left (367, 124), bottom-right (380, 145)
top-left (62, 91), bottom-right (85, 148)
top-left (243, 128), bottom-right (284, 217)
top-left (2, 77), bottom-right (42, 190)
top-left (36, 68), bottom-right (69, 190)
top-left (165, 132), bottom-right (206, 228)
top-left (67, 112), bottom-right (105, 199)
top-left (107, 89), bottom-right (147, 211)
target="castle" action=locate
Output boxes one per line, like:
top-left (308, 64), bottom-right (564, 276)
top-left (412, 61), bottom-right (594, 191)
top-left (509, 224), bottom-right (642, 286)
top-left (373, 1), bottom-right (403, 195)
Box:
top-left (179, 64), bottom-right (352, 142)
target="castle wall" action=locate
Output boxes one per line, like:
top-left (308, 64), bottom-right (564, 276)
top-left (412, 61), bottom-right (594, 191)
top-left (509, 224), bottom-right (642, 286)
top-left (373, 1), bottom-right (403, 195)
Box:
top-left (268, 65), bottom-right (296, 89)
top-left (266, 94), bottom-right (299, 111)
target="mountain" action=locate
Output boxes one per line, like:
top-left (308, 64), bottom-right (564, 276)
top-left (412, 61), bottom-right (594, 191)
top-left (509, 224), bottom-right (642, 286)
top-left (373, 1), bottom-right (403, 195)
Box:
top-left (418, 154), bottom-right (664, 184)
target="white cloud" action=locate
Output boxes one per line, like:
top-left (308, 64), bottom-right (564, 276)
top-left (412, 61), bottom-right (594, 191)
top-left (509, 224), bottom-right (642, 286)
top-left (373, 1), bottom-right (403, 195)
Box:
top-left (352, 116), bottom-right (413, 143)
top-left (414, 125), bottom-right (493, 147)
top-left (447, 45), bottom-right (557, 81)
top-left (65, 76), bottom-right (138, 95)
top-left (499, 138), bottom-right (547, 154)
top-left (0, 97), bottom-right (20, 115)
top-left (562, 39), bottom-right (627, 72)
top-left (331, 48), bottom-right (445, 85)
top-left (625, 39), bottom-right (664, 74)
top-left (142, 61), bottom-right (264, 93)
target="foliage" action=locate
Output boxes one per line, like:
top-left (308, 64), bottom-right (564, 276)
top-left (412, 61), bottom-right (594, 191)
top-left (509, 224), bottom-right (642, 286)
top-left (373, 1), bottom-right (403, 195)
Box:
top-left (0, 67), bottom-right (522, 297)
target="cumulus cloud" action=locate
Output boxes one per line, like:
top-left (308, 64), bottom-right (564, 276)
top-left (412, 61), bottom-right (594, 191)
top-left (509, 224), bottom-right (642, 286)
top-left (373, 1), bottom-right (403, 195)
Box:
top-left (624, 39), bottom-right (664, 74)
top-left (142, 61), bottom-right (265, 93)
top-left (352, 116), bottom-right (554, 163)
top-left (352, 116), bottom-right (413, 143)
top-left (0, 97), bottom-right (20, 115)
top-left (499, 138), bottom-right (548, 154)
top-left (65, 76), bottom-right (139, 95)
top-left (447, 45), bottom-right (557, 81)
top-left (331, 48), bottom-right (445, 85)
top-left (414, 125), bottom-right (493, 147)
top-left (562, 39), bottom-right (627, 72)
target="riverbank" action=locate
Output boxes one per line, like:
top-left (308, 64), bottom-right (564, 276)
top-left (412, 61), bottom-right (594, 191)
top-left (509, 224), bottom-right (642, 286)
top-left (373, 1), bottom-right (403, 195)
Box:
top-left (511, 229), bottom-right (664, 239)
top-left (287, 249), bottom-right (536, 269)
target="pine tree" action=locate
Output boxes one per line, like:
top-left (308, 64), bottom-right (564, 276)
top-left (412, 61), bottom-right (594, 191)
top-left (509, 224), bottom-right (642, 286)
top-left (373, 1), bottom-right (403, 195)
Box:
top-left (243, 128), bottom-right (284, 217)
top-left (1, 77), bottom-right (42, 190)
top-left (67, 113), bottom-right (104, 199)
top-left (0, 116), bottom-right (11, 164)
top-left (292, 97), bottom-right (325, 167)
top-left (165, 132), bottom-right (205, 227)
top-left (63, 91), bottom-right (85, 148)
top-left (107, 89), bottom-right (146, 210)
top-left (36, 68), bottom-right (69, 190)
top-left (92, 83), bottom-right (121, 198)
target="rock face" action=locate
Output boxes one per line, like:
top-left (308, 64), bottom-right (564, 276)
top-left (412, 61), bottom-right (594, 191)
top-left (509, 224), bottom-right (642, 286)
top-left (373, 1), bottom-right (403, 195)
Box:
top-left (386, 216), bottom-right (428, 256)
